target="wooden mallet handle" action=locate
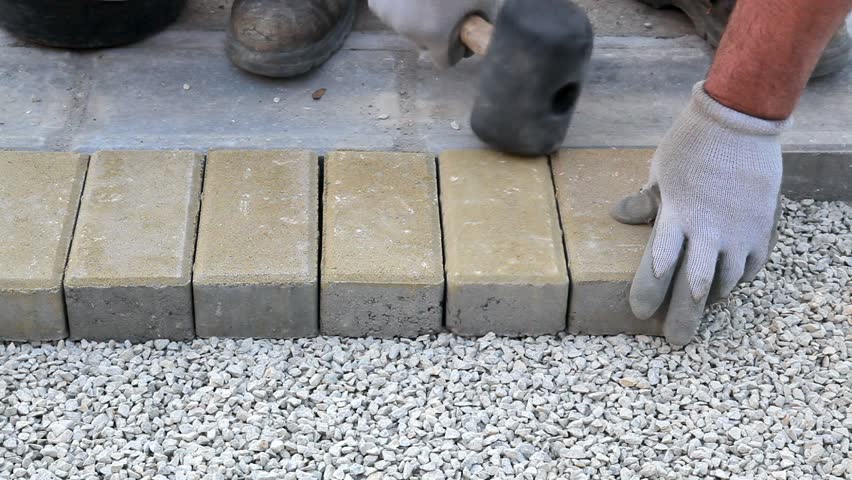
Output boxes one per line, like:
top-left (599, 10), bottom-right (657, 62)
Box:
top-left (459, 15), bottom-right (494, 56)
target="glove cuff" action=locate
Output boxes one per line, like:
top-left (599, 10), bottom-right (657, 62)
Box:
top-left (691, 81), bottom-right (793, 137)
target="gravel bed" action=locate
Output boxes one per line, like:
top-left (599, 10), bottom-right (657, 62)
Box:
top-left (1, 198), bottom-right (850, 480)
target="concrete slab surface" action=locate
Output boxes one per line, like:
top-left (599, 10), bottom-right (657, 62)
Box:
top-left (0, 152), bottom-right (88, 340)
top-left (440, 150), bottom-right (569, 336)
top-left (70, 32), bottom-right (408, 153)
top-left (1, 18), bottom-right (850, 155)
top-left (321, 151), bottom-right (444, 337)
top-left (194, 150), bottom-right (319, 338)
top-left (552, 149), bottom-right (663, 336)
top-left (0, 48), bottom-right (86, 150)
top-left (64, 150), bottom-right (203, 341)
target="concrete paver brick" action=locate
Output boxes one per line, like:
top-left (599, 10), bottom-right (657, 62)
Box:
top-left (439, 150), bottom-right (569, 336)
top-left (0, 152), bottom-right (88, 340)
top-left (64, 151), bottom-right (203, 341)
top-left (321, 151), bottom-right (444, 337)
top-left (194, 150), bottom-right (319, 338)
top-left (552, 149), bottom-right (664, 336)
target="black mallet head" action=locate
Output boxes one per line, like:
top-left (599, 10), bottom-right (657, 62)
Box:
top-left (470, 0), bottom-right (593, 156)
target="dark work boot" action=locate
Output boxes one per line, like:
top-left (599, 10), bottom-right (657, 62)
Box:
top-left (0, 0), bottom-right (186, 49)
top-left (227, 0), bottom-right (357, 78)
top-left (640, 0), bottom-right (851, 78)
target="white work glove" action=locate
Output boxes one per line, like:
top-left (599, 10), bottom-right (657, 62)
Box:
top-left (368, 0), bottom-right (503, 68)
top-left (611, 81), bottom-right (791, 346)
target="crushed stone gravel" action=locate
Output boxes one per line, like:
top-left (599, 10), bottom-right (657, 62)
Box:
top-left (1, 198), bottom-right (850, 480)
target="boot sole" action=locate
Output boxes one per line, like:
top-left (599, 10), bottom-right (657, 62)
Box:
top-left (226, 0), bottom-right (357, 78)
top-left (639, 0), bottom-right (851, 78)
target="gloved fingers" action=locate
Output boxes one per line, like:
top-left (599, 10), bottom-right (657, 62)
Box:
top-left (683, 235), bottom-right (721, 302)
top-left (610, 183), bottom-right (660, 225)
top-left (651, 219), bottom-right (686, 280)
top-left (663, 253), bottom-right (710, 346)
top-left (707, 250), bottom-right (746, 304)
top-left (629, 221), bottom-right (682, 320)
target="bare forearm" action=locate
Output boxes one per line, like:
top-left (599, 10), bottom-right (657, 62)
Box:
top-left (705, 0), bottom-right (852, 120)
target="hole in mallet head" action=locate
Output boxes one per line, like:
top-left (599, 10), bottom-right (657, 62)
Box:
top-left (552, 83), bottom-right (580, 115)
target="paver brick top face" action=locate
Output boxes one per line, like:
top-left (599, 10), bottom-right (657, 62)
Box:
top-left (194, 150), bottom-right (318, 285)
top-left (439, 150), bottom-right (567, 285)
top-left (0, 152), bottom-right (88, 290)
top-left (551, 149), bottom-right (654, 282)
top-left (322, 151), bottom-right (443, 285)
top-left (64, 150), bottom-right (204, 287)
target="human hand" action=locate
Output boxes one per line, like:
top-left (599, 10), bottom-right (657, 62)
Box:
top-left (368, 0), bottom-right (503, 68)
top-left (611, 81), bottom-right (790, 345)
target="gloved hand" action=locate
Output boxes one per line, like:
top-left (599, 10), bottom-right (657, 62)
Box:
top-left (368, 0), bottom-right (503, 68)
top-left (611, 81), bottom-right (790, 346)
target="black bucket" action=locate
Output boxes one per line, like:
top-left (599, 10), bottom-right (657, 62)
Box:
top-left (0, 0), bottom-right (187, 48)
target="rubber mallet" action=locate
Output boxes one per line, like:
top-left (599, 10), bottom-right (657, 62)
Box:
top-left (459, 0), bottom-right (593, 156)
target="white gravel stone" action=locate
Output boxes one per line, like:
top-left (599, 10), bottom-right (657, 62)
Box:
top-left (0, 198), bottom-right (849, 479)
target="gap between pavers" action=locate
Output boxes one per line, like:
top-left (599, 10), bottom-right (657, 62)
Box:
top-left (440, 149), bottom-right (569, 336)
top-left (193, 150), bottom-right (319, 339)
top-left (321, 151), bottom-right (444, 338)
top-left (64, 150), bottom-right (203, 342)
top-left (552, 149), bottom-right (665, 336)
top-left (0, 152), bottom-right (89, 341)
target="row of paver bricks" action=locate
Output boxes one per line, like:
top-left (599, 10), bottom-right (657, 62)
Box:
top-left (3, 148), bottom-right (841, 342)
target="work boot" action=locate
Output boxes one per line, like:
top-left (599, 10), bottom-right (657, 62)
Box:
top-left (640, 0), bottom-right (851, 77)
top-left (227, 0), bottom-right (357, 78)
top-left (0, 0), bottom-right (186, 49)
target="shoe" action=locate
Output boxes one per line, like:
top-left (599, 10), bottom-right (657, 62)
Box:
top-left (0, 0), bottom-right (186, 49)
top-left (639, 0), bottom-right (851, 77)
top-left (227, 0), bottom-right (357, 78)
